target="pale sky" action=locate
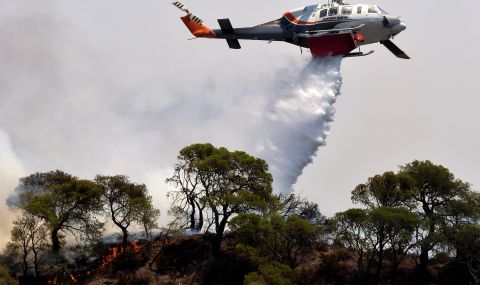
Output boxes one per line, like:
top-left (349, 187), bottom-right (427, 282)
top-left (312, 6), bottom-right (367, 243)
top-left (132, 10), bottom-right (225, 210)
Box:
top-left (0, 0), bottom-right (479, 247)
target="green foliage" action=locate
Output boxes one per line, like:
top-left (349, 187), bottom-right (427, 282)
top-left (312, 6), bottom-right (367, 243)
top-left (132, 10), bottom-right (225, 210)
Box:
top-left (14, 171), bottom-right (104, 252)
top-left (454, 224), bottom-right (480, 283)
top-left (96, 175), bottom-right (156, 247)
top-left (231, 212), bottom-right (320, 268)
top-left (352, 171), bottom-right (415, 208)
top-left (244, 262), bottom-right (294, 285)
top-left (399, 160), bottom-right (474, 277)
top-left (168, 143), bottom-right (274, 253)
top-left (138, 195), bottom-right (161, 241)
top-left (0, 264), bottom-right (18, 285)
top-left (9, 213), bottom-right (49, 278)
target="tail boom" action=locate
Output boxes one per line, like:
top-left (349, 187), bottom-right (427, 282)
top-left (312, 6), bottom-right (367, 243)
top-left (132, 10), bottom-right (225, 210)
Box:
top-left (181, 16), bottom-right (215, 38)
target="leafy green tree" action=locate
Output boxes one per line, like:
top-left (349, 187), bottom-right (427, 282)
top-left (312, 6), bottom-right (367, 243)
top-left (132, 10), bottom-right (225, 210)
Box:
top-left (399, 160), bottom-right (472, 278)
top-left (137, 196), bottom-right (160, 241)
top-left (454, 224), bottom-right (480, 285)
top-left (332, 208), bottom-right (372, 282)
top-left (166, 144), bottom-right (210, 231)
top-left (168, 144), bottom-right (273, 253)
top-left (441, 191), bottom-right (480, 259)
top-left (8, 213), bottom-right (49, 278)
top-left (12, 171), bottom-right (104, 253)
top-left (369, 207), bottom-right (419, 284)
top-left (231, 195), bottom-right (321, 268)
top-left (278, 194), bottom-right (326, 225)
top-left (95, 175), bottom-right (154, 248)
top-left (351, 171), bottom-right (415, 209)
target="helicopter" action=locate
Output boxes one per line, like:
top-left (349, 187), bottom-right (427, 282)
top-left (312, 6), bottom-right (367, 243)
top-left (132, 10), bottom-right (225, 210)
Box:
top-left (172, 1), bottom-right (409, 59)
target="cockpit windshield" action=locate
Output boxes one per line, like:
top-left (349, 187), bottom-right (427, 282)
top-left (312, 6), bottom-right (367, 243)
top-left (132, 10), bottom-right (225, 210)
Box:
top-left (368, 5), bottom-right (379, 14)
top-left (377, 6), bottom-right (390, 14)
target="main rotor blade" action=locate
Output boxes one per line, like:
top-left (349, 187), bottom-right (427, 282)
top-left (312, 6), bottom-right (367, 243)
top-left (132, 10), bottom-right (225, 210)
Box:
top-left (380, 40), bottom-right (410, 59)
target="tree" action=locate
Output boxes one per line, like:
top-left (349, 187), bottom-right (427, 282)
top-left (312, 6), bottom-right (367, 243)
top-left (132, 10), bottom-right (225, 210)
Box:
top-left (454, 224), bottom-right (480, 285)
top-left (399, 160), bottom-right (471, 279)
top-left (11, 171), bottom-right (104, 253)
top-left (0, 264), bottom-right (18, 285)
top-left (8, 213), bottom-right (49, 278)
top-left (95, 175), bottom-right (154, 249)
top-left (168, 143), bottom-right (273, 253)
top-left (137, 196), bottom-right (160, 241)
top-left (351, 171), bottom-right (415, 209)
top-left (232, 213), bottom-right (320, 268)
top-left (333, 208), bottom-right (372, 283)
top-left (166, 144), bottom-right (211, 231)
top-left (368, 207), bottom-right (419, 285)
top-left (278, 194), bottom-right (326, 225)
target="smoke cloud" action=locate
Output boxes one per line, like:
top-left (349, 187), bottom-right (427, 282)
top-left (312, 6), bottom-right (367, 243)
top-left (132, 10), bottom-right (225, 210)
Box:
top-left (0, 130), bottom-right (26, 248)
top-left (0, 2), bottom-right (344, 250)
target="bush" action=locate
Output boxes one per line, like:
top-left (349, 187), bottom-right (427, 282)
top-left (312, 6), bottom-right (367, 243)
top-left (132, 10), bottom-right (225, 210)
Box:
top-left (244, 262), bottom-right (294, 285)
top-left (0, 264), bottom-right (18, 285)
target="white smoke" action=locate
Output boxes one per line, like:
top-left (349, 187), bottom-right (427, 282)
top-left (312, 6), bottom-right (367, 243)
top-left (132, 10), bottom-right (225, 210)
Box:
top-left (0, 130), bottom-right (26, 248)
top-left (0, 2), bottom-right (345, 246)
top-left (253, 57), bottom-right (343, 192)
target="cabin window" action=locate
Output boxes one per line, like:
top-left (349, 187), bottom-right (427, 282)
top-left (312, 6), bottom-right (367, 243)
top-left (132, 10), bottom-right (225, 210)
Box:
top-left (329, 7), bottom-right (338, 16)
top-left (357, 6), bottom-right (363, 14)
top-left (368, 5), bottom-right (379, 13)
top-left (320, 9), bottom-right (327, 18)
top-left (342, 6), bottom-right (353, 15)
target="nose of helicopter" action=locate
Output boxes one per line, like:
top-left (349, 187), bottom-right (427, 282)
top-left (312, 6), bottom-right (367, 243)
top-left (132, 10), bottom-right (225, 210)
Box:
top-left (391, 21), bottom-right (407, 35)
top-left (384, 14), bottom-right (406, 36)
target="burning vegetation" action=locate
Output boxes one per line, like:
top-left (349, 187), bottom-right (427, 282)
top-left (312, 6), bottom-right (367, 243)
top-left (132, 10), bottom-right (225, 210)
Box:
top-left (46, 241), bottom-right (142, 285)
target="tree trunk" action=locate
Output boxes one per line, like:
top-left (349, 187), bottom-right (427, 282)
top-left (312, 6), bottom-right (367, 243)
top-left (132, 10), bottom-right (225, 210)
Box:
top-left (390, 256), bottom-right (401, 285)
top-left (51, 227), bottom-right (61, 253)
top-left (32, 243), bottom-right (39, 278)
top-left (196, 207), bottom-right (204, 231)
top-left (417, 245), bottom-right (429, 285)
top-left (374, 251), bottom-right (384, 285)
top-left (22, 244), bottom-right (29, 277)
top-left (144, 225), bottom-right (149, 242)
top-left (189, 198), bottom-right (196, 229)
top-left (121, 227), bottom-right (129, 249)
top-left (194, 199), bottom-right (204, 231)
top-left (212, 219), bottom-right (228, 254)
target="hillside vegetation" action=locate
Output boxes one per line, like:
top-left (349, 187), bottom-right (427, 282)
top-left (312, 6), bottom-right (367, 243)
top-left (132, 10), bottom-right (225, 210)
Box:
top-left (1, 143), bottom-right (479, 285)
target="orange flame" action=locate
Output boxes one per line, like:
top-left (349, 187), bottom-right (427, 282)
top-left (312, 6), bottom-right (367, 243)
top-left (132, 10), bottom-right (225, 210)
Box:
top-left (70, 273), bottom-right (78, 283)
top-left (47, 241), bottom-right (142, 283)
top-left (131, 240), bottom-right (141, 252)
top-left (99, 241), bottom-right (141, 268)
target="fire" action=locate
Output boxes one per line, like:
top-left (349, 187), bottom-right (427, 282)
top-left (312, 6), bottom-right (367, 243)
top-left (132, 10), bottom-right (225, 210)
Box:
top-left (70, 273), bottom-right (78, 283)
top-left (47, 240), bottom-right (142, 283)
top-left (131, 240), bottom-right (141, 252)
top-left (99, 240), bottom-right (141, 269)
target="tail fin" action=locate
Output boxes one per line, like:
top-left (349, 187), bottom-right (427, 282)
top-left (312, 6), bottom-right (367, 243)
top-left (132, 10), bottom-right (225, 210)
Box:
top-left (172, 1), bottom-right (215, 38)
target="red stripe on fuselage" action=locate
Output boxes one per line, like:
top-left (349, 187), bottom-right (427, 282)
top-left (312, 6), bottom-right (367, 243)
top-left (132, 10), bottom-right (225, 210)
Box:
top-left (283, 12), bottom-right (337, 25)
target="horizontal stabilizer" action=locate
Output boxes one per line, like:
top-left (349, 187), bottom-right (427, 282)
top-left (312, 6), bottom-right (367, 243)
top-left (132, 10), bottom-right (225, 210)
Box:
top-left (218, 18), bottom-right (235, 34)
top-left (226, 39), bottom-right (241, 49)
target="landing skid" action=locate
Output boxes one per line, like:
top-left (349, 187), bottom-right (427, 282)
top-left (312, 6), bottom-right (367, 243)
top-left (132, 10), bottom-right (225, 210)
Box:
top-left (344, 50), bottom-right (374, 58)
